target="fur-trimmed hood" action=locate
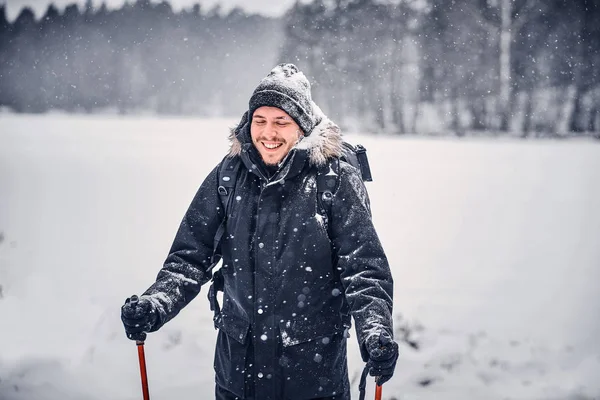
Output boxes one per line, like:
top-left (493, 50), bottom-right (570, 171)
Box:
top-left (227, 104), bottom-right (343, 167)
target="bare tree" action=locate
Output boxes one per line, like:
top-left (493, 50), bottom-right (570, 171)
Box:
top-left (568, 0), bottom-right (600, 134)
top-left (465, 0), bottom-right (550, 131)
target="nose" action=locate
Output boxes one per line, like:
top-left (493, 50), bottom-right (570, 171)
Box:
top-left (263, 122), bottom-right (278, 139)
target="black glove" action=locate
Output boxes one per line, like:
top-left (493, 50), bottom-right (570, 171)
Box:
top-left (121, 295), bottom-right (158, 341)
top-left (364, 331), bottom-right (399, 385)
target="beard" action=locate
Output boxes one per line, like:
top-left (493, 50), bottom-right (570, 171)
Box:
top-left (263, 158), bottom-right (279, 166)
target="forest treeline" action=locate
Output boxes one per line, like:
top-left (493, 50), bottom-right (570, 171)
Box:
top-left (1, 0), bottom-right (599, 136)
top-left (0, 1), bottom-right (282, 116)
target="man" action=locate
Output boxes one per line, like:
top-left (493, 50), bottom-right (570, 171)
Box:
top-left (121, 63), bottom-right (398, 400)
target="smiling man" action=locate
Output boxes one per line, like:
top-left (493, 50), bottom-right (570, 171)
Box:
top-left (121, 64), bottom-right (398, 400)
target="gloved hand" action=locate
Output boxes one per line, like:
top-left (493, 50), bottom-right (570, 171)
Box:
top-left (121, 295), bottom-right (157, 341)
top-left (364, 331), bottom-right (399, 385)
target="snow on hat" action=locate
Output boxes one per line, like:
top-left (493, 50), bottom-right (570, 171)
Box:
top-left (249, 63), bottom-right (318, 136)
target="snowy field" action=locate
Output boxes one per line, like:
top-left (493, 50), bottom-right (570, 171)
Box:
top-left (1, 114), bottom-right (600, 400)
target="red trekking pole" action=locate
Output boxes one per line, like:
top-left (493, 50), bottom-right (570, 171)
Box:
top-left (130, 295), bottom-right (150, 400)
top-left (375, 382), bottom-right (382, 400)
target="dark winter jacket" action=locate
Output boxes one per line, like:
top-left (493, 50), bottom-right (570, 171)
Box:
top-left (142, 115), bottom-right (394, 399)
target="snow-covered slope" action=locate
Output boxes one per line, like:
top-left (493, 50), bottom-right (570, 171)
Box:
top-left (1, 114), bottom-right (599, 400)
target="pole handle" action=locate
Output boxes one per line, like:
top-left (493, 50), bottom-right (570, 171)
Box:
top-left (128, 295), bottom-right (147, 342)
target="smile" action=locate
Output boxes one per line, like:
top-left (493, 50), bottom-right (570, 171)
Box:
top-left (262, 142), bottom-right (283, 150)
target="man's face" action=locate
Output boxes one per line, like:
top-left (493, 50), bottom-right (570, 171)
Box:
top-left (250, 106), bottom-right (303, 166)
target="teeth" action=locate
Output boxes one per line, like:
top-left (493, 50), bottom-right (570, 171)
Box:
top-left (264, 142), bottom-right (282, 149)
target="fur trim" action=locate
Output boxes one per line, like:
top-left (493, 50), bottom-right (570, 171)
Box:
top-left (227, 116), bottom-right (343, 167)
top-left (295, 116), bottom-right (343, 166)
top-left (228, 127), bottom-right (243, 157)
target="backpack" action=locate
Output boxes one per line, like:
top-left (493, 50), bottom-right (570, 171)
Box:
top-left (207, 142), bottom-right (372, 318)
top-left (315, 142), bottom-right (372, 229)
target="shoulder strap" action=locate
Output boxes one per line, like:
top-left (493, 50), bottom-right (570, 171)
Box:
top-left (316, 158), bottom-right (340, 234)
top-left (341, 142), bottom-right (373, 182)
top-left (358, 365), bottom-right (370, 400)
top-left (208, 156), bottom-right (242, 325)
top-left (211, 156), bottom-right (242, 265)
top-left (354, 144), bottom-right (372, 182)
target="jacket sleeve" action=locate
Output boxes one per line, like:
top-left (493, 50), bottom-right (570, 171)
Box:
top-left (329, 162), bottom-right (394, 361)
top-left (142, 163), bottom-right (224, 331)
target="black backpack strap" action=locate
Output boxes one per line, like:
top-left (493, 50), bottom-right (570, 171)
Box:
top-left (208, 156), bottom-right (241, 326)
top-left (316, 158), bottom-right (341, 235)
top-left (208, 268), bottom-right (224, 316)
top-left (341, 142), bottom-right (373, 182)
top-left (212, 156), bottom-right (242, 264)
top-left (358, 364), bottom-right (370, 400)
top-left (354, 144), bottom-right (372, 182)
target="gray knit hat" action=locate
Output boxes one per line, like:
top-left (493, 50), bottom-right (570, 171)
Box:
top-left (249, 63), bottom-right (317, 136)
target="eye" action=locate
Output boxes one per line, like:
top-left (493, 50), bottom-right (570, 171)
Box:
top-left (276, 121), bottom-right (290, 127)
top-left (254, 120), bottom-right (266, 125)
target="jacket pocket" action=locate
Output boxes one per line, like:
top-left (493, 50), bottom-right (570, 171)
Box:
top-left (214, 313), bottom-right (250, 397)
top-left (215, 310), bottom-right (251, 344)
top-left (279, 320), bottom-right (349, 400)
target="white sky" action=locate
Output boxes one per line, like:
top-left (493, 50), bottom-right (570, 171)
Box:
top-left (3, 0), bottom-right (297, 20)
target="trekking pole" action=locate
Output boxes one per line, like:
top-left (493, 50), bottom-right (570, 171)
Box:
top-left (375, 382), bottom-right (382, 400)
top-left (130, 295), bottom-right (150, 400)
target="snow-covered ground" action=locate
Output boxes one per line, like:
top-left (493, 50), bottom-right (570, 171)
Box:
top-left (1, 114), bottom-right (599, 400)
